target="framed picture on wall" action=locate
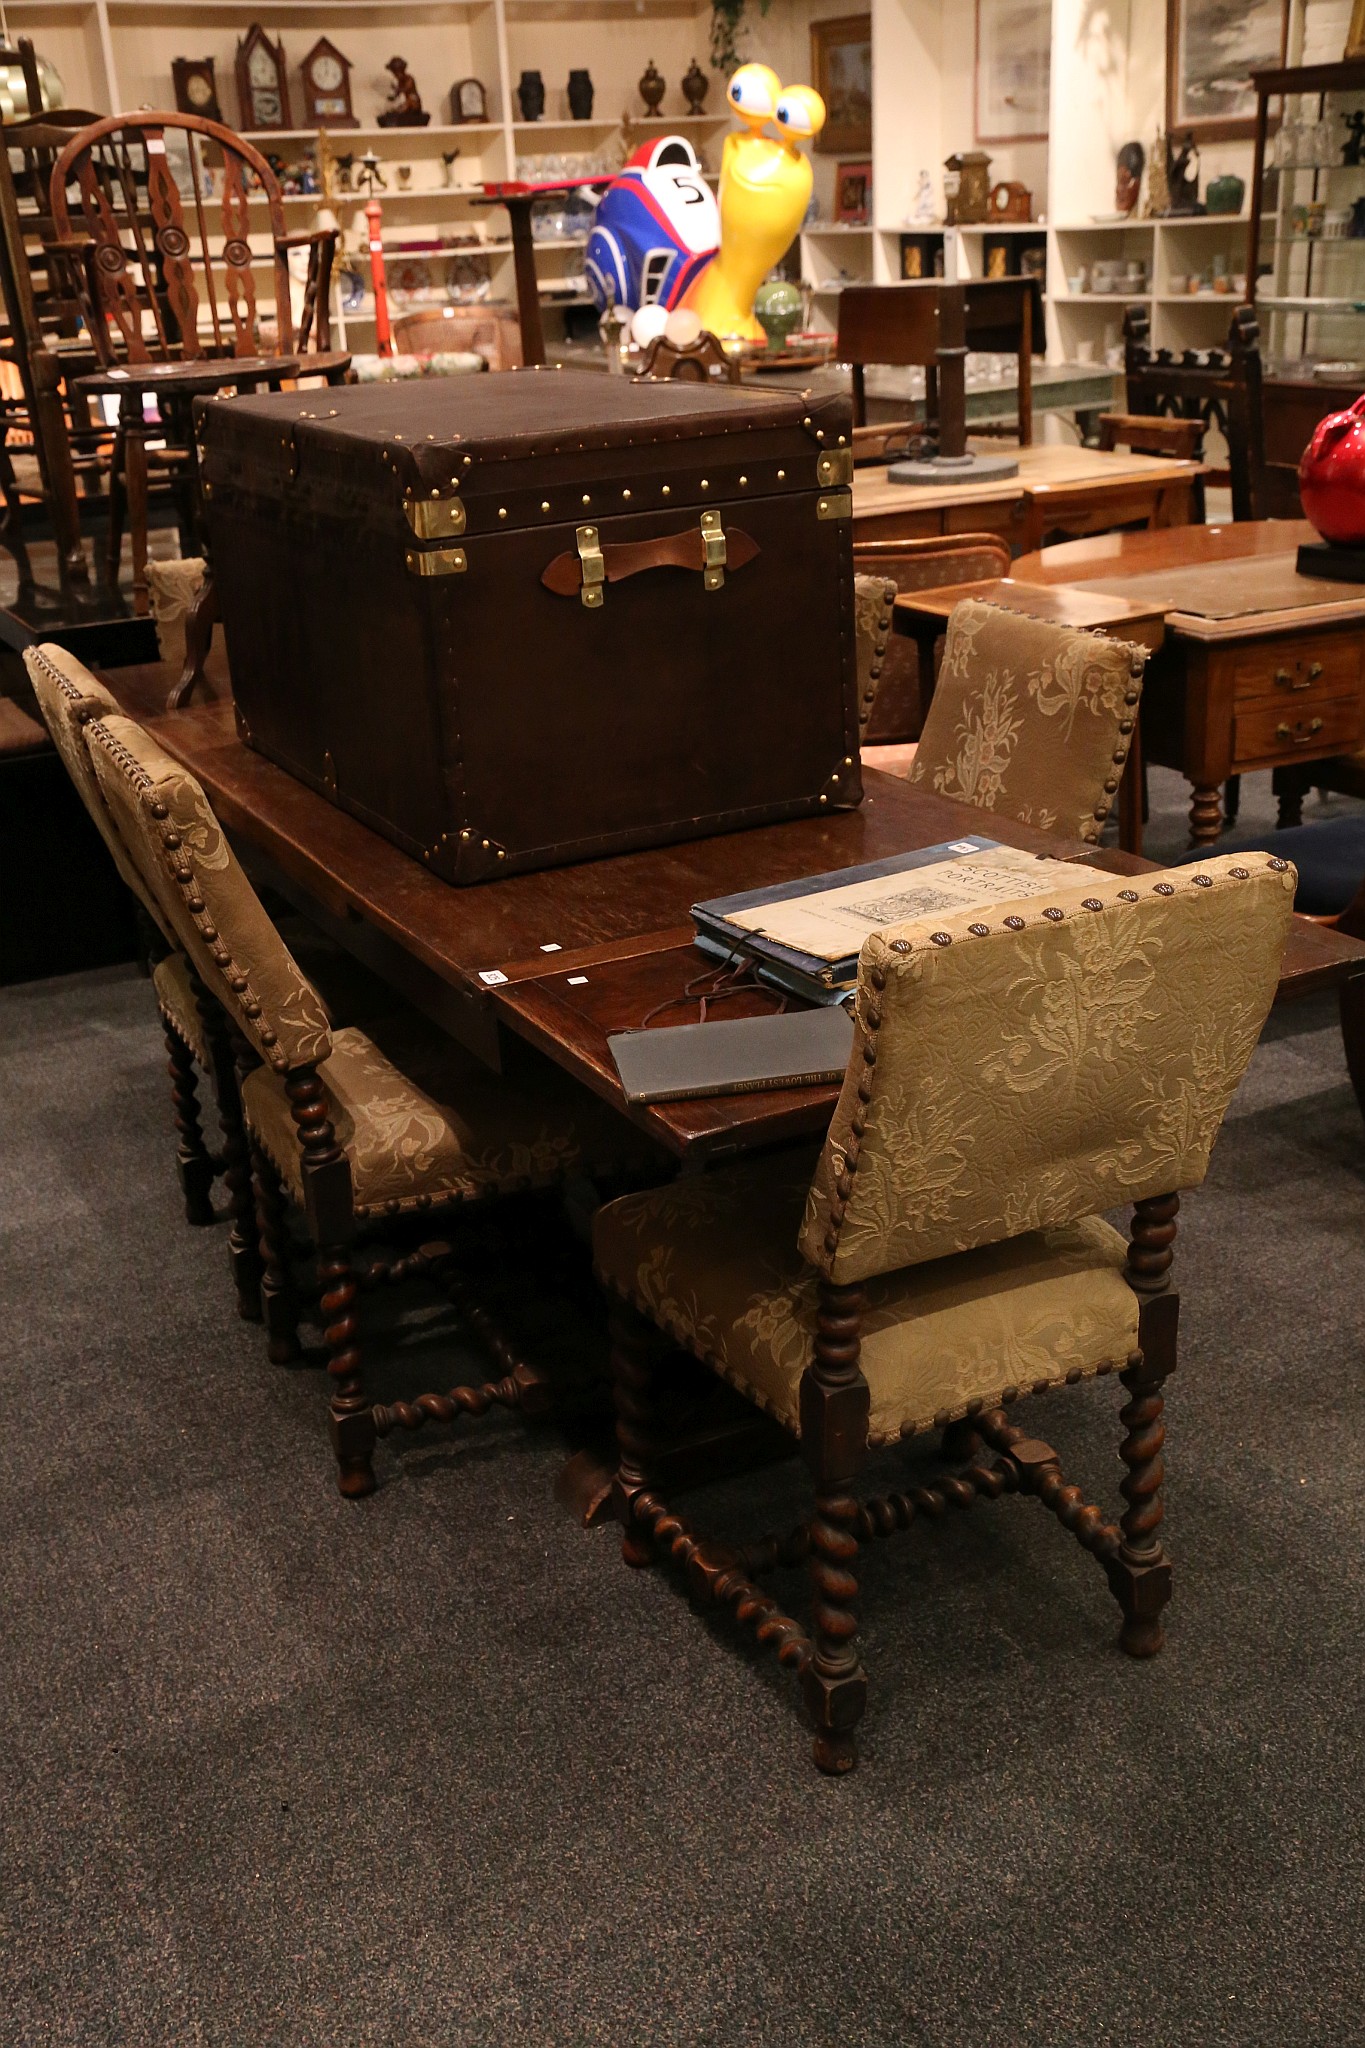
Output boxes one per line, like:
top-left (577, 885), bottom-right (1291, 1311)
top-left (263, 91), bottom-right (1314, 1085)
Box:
top-left (1166, 0), bottom-right (1288, 142)
top-left (835, 160), bottom-right (871, 225)
top-left (975, 0), bottom-right (1050, 143)
top-left (811, 15), bottom-right (871, 156)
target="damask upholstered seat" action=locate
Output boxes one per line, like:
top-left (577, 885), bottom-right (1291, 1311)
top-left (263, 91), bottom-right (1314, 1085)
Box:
top-left (852, 574), bottom-right (896, 739)
top-left (25, 642), bottom-right (224, 1223)
top-left (242, 1011), bottom-right (657, 1221)
top-left (595, 854), bottom-right (1296, 1774)
top-left (904, 598), bottom-right (1149, 841)
top-left (85, 708), bottom-right (663, 1498)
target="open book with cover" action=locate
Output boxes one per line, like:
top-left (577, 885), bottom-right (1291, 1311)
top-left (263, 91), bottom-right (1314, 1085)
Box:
top-left (693, 837), bottom-right (1106, 999)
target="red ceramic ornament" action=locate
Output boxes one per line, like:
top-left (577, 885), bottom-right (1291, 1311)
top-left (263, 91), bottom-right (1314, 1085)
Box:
top-left (1298, 393), bottom-right (1365, 546)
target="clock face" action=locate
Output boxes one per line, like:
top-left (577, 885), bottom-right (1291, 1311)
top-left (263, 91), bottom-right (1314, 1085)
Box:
top-left (312, 53), bottom-right (343, 91)
top-left (253, 88), bottom-right (282, 123)
top-left (248, 44), bottom-right (277, 89)
top-left (186, 73), bottom-right (212, 107)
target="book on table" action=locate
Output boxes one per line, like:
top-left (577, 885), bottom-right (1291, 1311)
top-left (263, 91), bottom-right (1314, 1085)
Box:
top-left (691, 836), bottom-right (1104, 1000)
top-left (606, 837), bottom-right (1108, 1104)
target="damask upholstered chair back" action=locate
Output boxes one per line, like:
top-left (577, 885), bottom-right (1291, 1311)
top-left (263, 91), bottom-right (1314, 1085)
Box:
top-left (799, 854), bottom-right (1295, 1286)
top-left (905, 599), bottom-right (1149, 841)
top-left (24, 643), bottom-right (176, 942)
top-left (86, 712), bottom-right (331, 1075)
top-left (852, 574), bottom-right (896, 737)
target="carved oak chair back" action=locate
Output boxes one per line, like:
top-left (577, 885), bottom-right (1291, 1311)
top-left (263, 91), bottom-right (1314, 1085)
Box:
top-left (852, 573), bottom-right (895, 738)
top-left (1121, 302), bottom-right (1264, 520)
top-left (800, 859), bottom-right (1293, 1289)
top-left (49, 112), bottom-right (304, 366)
top-left (853, 531), bottom-right (1012, 743)
top-left (904, 598), bottom-right (1147, 841)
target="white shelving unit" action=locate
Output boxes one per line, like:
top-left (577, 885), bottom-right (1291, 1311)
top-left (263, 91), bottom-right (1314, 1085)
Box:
top-left (9, 0), bottom-right (727, 346)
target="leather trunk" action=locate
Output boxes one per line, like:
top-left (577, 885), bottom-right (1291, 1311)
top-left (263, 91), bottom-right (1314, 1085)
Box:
top-left (196, 371), bottom-right (860, 883)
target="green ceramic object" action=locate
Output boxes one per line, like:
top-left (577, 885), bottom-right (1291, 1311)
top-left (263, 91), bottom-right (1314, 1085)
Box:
top-left (1206, 173), bottom-right (1245, 215)
top-left (754, 279), bottom-right (803, 353)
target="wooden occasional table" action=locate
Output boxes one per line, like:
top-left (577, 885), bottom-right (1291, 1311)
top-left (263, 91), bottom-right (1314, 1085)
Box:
top-left (889, 576), bottom-right (1169, 855)
top-left (1011, 519), bottom-right (1365, 845)
top-left (853, 441), bottom-right (1201, 553)
top-left (126, 690), bottom-right (1365, 1155)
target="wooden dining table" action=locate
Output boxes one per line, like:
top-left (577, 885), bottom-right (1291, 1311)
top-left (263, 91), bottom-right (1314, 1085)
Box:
top-left (852, 440), bottom-right (1202, 551)
top-left (124, 684), bottom-right (1365, 1155)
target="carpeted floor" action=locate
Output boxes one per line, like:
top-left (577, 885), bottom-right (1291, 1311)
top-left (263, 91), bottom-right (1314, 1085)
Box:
top-left (3, 770), bottom-right (1363, 2048)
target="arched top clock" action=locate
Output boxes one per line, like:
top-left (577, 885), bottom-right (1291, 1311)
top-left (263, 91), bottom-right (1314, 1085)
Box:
top-left (301, 38), bottom-right (357, 129)
top-left (235, 24), bottom-right (291, 134)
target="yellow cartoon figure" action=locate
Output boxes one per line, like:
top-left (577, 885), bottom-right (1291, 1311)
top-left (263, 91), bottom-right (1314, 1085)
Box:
top-left (685, 64), bottom-right (826, 345)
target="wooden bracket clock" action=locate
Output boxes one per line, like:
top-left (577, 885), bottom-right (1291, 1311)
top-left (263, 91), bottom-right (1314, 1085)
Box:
top-left (300, 38), bottom-right (357, 129)
top-left (450, 78), bottom-right (487, 125)
top-left (236, 24), bottom-right (291, 133)
top-left (172, 57), bottom-right (222, 124)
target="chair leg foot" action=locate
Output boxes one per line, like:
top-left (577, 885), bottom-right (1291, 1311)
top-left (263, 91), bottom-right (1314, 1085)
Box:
top-left (250, 1146), bottom-right (301, 1362)
top-left (1107, 1552), bottom-right (1174, 1658)
top-left (330, 1402), bottom-right (378, 1498)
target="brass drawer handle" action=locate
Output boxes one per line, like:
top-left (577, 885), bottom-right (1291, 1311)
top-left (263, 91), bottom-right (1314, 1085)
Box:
top-left (1274, 665), bottom-right (1310, 691)
top-left (1276, 716), bottom-right (1325, 745)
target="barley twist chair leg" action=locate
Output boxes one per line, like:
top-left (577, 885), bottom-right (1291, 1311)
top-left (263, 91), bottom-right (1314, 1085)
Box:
top-left (1107, 1192), bottom-right (1180, 1657)
top-left (163, 1016), bottom-right (215, 1226)
top-left (608, 1295), bottom-right (670, 1568)
top-left (285, 1063), bottom-right (374, 1497)
top-left (202, 1010), bottom-right (263, 1321)
top-left (800, 1281), bottom-right (871, 1775)
top-left (250, 1144), bottom-right (301, 1364)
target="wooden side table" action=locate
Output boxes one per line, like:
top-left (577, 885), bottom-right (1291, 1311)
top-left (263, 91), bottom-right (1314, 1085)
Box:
top-left (891, 576), bottom-right (1168, 854)
top-left (1011, 522), bottom-right (1365, 845)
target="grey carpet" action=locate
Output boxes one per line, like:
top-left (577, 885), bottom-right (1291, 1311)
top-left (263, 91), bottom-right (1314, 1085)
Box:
top-left (2, 768), bottom-right (1363, 2048)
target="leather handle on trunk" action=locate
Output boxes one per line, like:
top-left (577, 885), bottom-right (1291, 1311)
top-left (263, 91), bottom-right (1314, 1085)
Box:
top-left (542, 520), bottom-right (759, 598)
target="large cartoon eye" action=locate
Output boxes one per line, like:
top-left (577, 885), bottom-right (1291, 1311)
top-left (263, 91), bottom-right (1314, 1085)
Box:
top-left (775, 86), bottom-right (826, 140)
top-left (727, 63), bottom-right (777, 120)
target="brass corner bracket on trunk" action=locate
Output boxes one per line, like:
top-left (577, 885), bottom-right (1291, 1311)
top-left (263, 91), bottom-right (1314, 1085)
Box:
top-left (816, 447), bottom-right (853, 489)
top-left (404, 491), bottom-right (466, 540)
top-left (405, 545), bottom-right (467, 577)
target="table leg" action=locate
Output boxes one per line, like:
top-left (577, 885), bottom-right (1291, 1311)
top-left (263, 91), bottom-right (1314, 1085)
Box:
top-left (1188, 782), bottom-right (1223, 847)
top-left (1340, 969), bottom-right (1365, 1124)
top-left (506, 195), bottom-right (546, 368)
top-left (1273, 764), bottom-right (1312, 830)
top-left (124, 425), bottom-right (150, 617)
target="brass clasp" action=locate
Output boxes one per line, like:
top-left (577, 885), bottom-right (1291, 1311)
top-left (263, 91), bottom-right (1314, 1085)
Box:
top-left (700, 509), bottom-right (726, 591)
top-left (577, 524), bottom-right (604, 608)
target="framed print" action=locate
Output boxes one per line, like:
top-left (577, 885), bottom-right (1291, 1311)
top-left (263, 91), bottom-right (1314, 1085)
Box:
top-left (835, 160), bottom-right (871, 225)
top-left (1166, 0), bottom-right (1288, 142)
top-left (811, 15), bottom-right (871, 156)
top-left (975, 0), bottom-right (1050, 142)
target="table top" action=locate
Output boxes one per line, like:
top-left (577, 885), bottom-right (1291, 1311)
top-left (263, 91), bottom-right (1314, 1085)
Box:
top-left (1011, 519), bottom-right (1365, 641)
top-left (853, 440), bottom-right (1203, 522)
top-left (134, 692), bottom-right (1365, 1161)
top-left (892, 575), bottom-right (1169, 643)
top-left (74, 354), bottom-right (302, 397)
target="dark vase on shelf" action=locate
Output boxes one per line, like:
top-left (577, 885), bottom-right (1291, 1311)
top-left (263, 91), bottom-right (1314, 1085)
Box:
top-left (682, 59), bottom-right (708, 113)
top-left (639, 59), bottom-right (665, 116)
top-left (518, 69), bottom-right (545, 121)
top-left (567, 68), bottom-right (594, 119)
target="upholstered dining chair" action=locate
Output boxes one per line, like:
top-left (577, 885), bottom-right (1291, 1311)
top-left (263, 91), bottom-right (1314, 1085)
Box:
top-left (85, 711), bottom-right (664, 1499)
top-left (24, 642), bottom-right (228, 1230)
top-left (595, 853), bottom-right (1295, 1773)
top-left (852, 574), bottom-right (896, 739)
top-left (853, 532), bottom-right (1012, 745)
top-left (904, 598), bottom-right (1148, 843)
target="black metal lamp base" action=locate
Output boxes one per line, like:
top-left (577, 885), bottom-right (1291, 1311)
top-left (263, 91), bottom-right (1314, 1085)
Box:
top-left (887, 450), bottom-right (1021, 486)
